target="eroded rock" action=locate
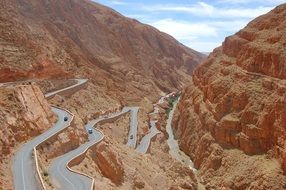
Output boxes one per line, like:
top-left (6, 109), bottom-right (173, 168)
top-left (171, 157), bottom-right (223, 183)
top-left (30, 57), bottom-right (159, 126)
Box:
top-left (93, 141), bottom-right (124, 185)
top-left (172, 3), bottom-right (286, 189)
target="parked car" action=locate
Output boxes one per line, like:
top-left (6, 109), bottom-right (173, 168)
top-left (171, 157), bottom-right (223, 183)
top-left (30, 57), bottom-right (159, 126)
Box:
top-left (64, 116), bottom-right (68, 121)
top-left (130, 135), bottom-right (133, 139)
top-left (88, 129), bottom-right (93, 134)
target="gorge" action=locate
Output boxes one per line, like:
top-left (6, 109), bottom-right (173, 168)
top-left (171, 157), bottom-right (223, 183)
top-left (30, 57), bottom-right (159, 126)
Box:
top-left (172, 3), bottom-right (286, 189)
top-left (0, 0), bottom-right (285, 190)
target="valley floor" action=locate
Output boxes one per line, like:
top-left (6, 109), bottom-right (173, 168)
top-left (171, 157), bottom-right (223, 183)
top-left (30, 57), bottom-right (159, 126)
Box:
top-left (1, 79), bottom-right (198, 190)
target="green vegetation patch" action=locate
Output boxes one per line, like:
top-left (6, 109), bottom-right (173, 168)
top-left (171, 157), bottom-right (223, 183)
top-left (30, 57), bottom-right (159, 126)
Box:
top-left (166, 92), bottom-right (181, 116)
top-left (43, 171), bottom-right (49, 177)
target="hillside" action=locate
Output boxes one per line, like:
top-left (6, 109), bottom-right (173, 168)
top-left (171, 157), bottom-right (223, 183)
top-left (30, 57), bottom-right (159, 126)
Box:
top-left (173, 4), bottom-right (286, 189)
top-left (0, 0), bottom-right (204, 106)
top-left (0, 0), bottom-right (206, 189)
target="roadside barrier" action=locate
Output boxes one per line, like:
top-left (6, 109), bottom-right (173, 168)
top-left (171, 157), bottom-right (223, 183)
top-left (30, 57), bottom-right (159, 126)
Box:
top-left (34, 106), bottom-right (74, 190)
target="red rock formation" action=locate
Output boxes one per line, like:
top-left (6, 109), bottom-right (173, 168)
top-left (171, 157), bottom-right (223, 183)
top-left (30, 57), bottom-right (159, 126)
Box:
top-left (0, 0), bottom-right (204, 104)
top-left (0, 84), bottom-right (56, 156)
top-left (0, 59), bottom-right (71, 83)
top-left (0, 0), bottom-right (205, 189)
top-left (92, 142), bottom-right (124, 185)
top-left (173, 4), bottom-right (286, 189)
top-left (0, 84), bottom-right (56, 188)
top-left (38, 113), bottom-right (87, 159)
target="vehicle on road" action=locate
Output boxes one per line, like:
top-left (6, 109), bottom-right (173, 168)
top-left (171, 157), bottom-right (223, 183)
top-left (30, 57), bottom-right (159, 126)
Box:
top-left (130, 135), bottom-right (133, 139)
top-left (64, 116), bottom-right (68, 121)
top-left (88, 129), bottom-right (93, 134)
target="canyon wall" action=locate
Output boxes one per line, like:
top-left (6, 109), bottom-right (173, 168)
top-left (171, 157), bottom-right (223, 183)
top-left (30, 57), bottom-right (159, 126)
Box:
top-left (0, 0), bottom-right (205, 106)
top-left (0, 84), bottom-right (56, 188)
top-left (173, 4), bottom-right (286, 189)
top-left (0, 84), bottom-right (56, 156)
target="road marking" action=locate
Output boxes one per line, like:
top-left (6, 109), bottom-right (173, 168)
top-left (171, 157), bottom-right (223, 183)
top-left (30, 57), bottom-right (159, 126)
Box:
top-left (126, 107), bottom-right (139, 148)
top-left (10, 79), bottom-right (87, 190)
top-left (21, 151), bottom-right (26, 190)
top-left (45, 79), bottom-right (87, 98)
top-left (51, 110), bottom-right (128, 190)
top-left (57, 158), bottom-right (76, 190)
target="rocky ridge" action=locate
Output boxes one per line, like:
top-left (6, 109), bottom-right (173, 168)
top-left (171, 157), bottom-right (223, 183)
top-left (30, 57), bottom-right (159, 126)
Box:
top-left (0, 0), bottom-right (205, 187)
top-left (0, 84), bottom-right (56, 189)
top-left (173, 4), bottom-right (286, 189)
top-left (0, 0), bottom-right (204, 106)
top-left (71, 112), bottom-right (197, 190)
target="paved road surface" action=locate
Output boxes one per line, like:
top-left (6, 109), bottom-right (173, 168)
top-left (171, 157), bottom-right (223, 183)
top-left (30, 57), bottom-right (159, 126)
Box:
top-left (125, 107), bottom-right (139, 148)
top-left (49, 110), bottom-right (129, 190)
top-left (136, 94), bottom-right (173, 153)
top-left (12, 79), bottom-right (87, 190)
top-left (135, 120), bottom-right (160, 153)
top-left (11, 77), bottom-right (139, 190)
top-left (13, 108), bottom-right (72, 190)
top-left (45, 79), bottom-right (87, 98)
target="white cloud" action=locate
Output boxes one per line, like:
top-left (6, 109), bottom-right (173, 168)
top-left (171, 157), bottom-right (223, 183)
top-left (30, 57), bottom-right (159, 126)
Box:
top-left (218, 0), bottom-right (285, 5)
top-left (209, 20), bottom-right (248, 32)
top-left (142, 2), bottom-right (273, 18)
top-left (184, 41), bottom-right (222, 52)
top-left (125, 14), bottom-right (149, 20)
top-left (94, 0), bottom-right (281, 52)
top-left (147, 19), bottom-right (225, 52)
top-left (145, 2), bottom-right (215, 16)
top-left (145, 18), bottom-right (252, 52)
top-left (149, 19), bottom-right (217, 41)
top-left (220, 6), bottom-right (273, 18)
top-left (108, 0), bottom-right (127, 5)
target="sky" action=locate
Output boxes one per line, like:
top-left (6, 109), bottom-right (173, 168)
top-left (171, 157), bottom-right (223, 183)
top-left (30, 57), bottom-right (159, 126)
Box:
top-left (93, 0), bottom-right (284, 52)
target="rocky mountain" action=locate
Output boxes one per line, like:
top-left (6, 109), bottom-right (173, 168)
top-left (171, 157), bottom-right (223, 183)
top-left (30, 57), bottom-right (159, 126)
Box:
top-left (173, 4), bottom-right (286, 189)
top-left (0, 84), bottom-right (56, 187)
top-left (0, 0), bottom-right (206, 189)
top-left (0, 84), bottom-right (56, 156)
top-left (0, 0), bottom-right (204, 106)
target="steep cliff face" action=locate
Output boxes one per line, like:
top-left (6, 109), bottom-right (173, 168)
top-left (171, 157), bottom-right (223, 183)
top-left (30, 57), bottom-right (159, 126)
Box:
top-left (93, 142), bottom-right (125, 185)
top-left (0, 84), bottom-right (56, 188)
top-left (173, 4), bottom-right (286, 189)
top-left (0, 84), bottom-right (56, 156)
top-left (0, 0), bottom-right (204, 105)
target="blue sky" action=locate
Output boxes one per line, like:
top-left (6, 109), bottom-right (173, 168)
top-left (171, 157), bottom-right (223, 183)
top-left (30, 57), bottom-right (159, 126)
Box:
top-left (93, 0), bottom-right (284, 52)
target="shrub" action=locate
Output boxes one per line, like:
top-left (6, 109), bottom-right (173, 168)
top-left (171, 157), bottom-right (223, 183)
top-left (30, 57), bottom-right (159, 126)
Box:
top-left (166, 108), bottom-right (171, 116)
top-left (43, 171), bottom-right (48, 177)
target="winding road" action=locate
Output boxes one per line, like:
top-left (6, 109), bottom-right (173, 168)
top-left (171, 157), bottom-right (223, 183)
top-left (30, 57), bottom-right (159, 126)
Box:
top-left (125, 107), bottom-right (139, 148)
top-left (49, 109), bottom-right (130, 190)
top-left (135, 93), bottom-right (173, 153)
top-left (10, 78), bottom-right (165, 190)
top-left (135, 120), bottom-right (160, 153)
top-left (45, 79), bottom-right (87, 98)
top-left (12, 79), bottom-right (87, 190)
top-left (49, 106), bottom-right (141, 190)
top-left (13, 107), bottom-right (73, 190)
top-left (10, 78), bottom-right (140, 190)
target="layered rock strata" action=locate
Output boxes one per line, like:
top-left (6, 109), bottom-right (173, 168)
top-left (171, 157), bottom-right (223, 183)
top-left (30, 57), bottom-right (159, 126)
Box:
top-left (173, 4), bottom-right (286, 189)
